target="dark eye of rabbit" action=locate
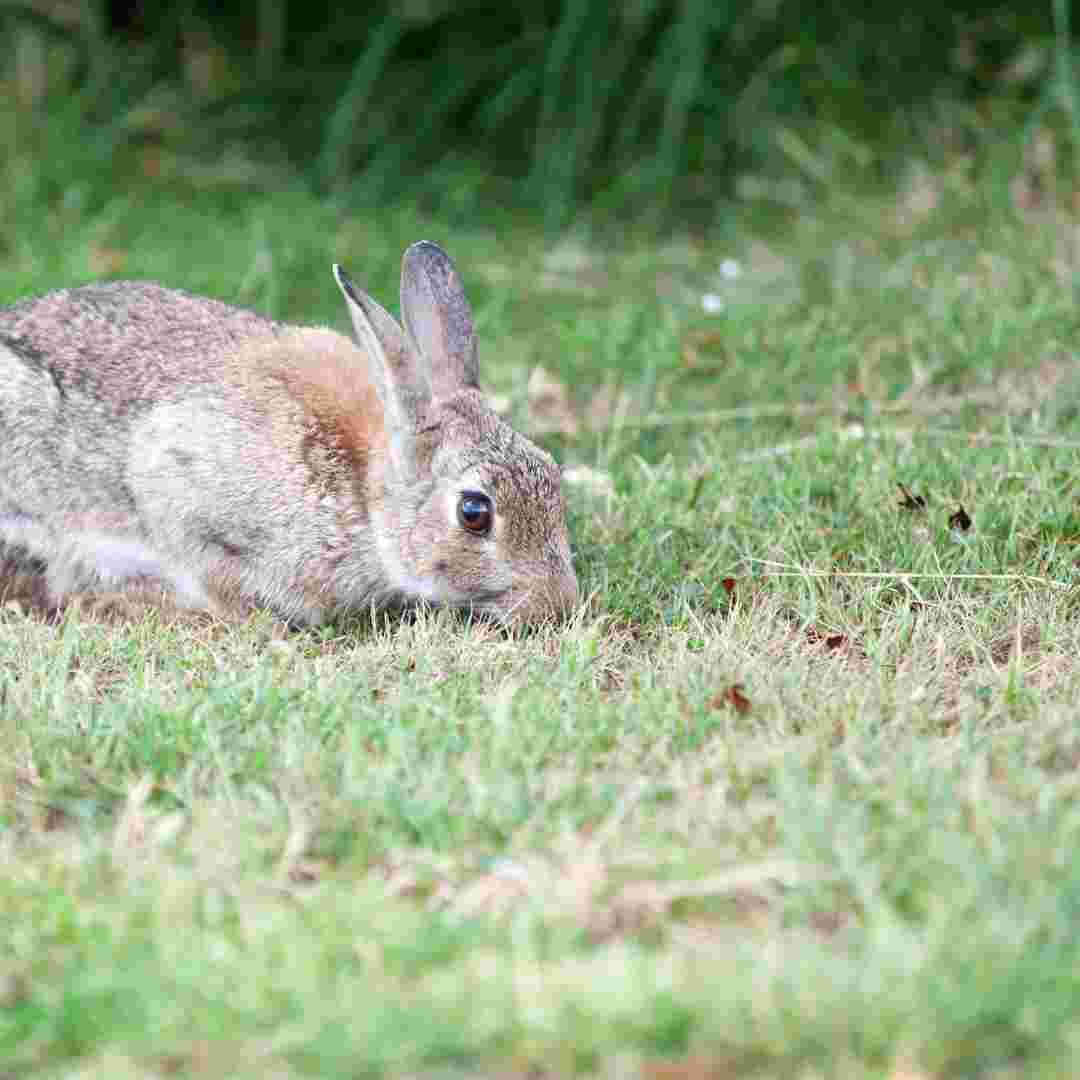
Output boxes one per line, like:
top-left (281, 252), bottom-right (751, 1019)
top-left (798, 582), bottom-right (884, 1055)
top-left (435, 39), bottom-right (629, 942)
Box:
top-left (458, 492), bottom-right (493, 535)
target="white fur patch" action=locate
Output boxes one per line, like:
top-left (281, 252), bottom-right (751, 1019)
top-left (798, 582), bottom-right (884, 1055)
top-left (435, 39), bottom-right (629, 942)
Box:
top-left (78, 535), bottom-right (164, 581)
top-left (0, 515), bottom-right (207, 607)
top-left (0, 513), bottom-right (49, 552)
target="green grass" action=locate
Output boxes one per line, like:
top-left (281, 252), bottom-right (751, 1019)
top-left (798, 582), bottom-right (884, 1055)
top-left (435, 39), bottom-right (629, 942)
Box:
top-left (0, 0), bottom-right (1061, 226)
top-left (6, 103), bottom-right (1080, 1077)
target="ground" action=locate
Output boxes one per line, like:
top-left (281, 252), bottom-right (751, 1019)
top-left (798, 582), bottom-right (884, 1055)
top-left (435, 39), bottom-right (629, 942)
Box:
top-left (3, 124), bottom-right (1080, 1076)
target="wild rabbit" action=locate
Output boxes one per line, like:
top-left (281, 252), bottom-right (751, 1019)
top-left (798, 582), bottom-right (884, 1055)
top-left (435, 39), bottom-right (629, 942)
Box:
top-left (0, 242), bottom-right (578, 626)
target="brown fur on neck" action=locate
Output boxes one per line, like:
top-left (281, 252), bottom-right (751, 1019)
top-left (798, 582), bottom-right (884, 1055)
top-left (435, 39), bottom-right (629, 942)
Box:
top-left (226, 327), bottom-right (387, 510)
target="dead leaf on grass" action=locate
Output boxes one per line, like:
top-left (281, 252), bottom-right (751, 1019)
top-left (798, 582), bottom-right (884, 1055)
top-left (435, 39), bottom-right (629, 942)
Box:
top-left (709, 684), bottom-right (751, 714)
top-left (527, 366), bottom-right (579, 437)
top-left (808, 908), bottom-right (849, 936)
top-left (287, 860), bottom-right (325, 885)
top-left (642, 1054), bottom-right (743, 1079)
top-left (141, 148), bottom-right (164, 178)
top-left (887, 1066), bottom-right (935, 1080)
top-left (0, 972), bottom-right (29, 1009)
top-left (948, 504), bottom-right (972, 532)
top-left (1010, 127), bottom-right (1057, 213)
top-left (805, 625), bottom-right (850, 652)
top-left (681, 329), bottom-right (730, 373)
top-left (88, 246), bottom-right (127, 275)
top-left (452, 860), bottom-right (534, 918)
top-left (989, 622), bottom-right (1040, 666)
top-left (42, 804), bottom-right (70, 831)
top-left (16, 761), bottom-right (42, 788)
top-left (383, 865), bottom-right (440, 903)
top-left (156, 1039), bottom-right (215, 1076)
top-left (585, 384), bottom-right (634, 430)
top-left (897, 482), bottom-right (927, 511)
top-left (617, 861), bottom-right (805, 922)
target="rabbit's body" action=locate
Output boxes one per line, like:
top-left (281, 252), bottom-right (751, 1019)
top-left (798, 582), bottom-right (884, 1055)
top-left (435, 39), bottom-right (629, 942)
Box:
top-left (0, 245), bottom-right (578, 626)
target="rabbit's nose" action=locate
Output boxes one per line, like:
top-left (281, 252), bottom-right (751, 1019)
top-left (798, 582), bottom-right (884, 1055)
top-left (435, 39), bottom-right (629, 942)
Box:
top-left (501, 567), bottom-right (578, 626)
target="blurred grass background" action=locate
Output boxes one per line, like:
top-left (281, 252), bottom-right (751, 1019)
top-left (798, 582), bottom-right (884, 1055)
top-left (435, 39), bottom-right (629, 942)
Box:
top-left (0, 0), bottom-right (1073, 234)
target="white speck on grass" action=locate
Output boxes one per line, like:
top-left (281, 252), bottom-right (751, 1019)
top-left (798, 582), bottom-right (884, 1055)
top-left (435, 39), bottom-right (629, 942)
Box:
top-left (563, 465), bottom-right (615, 498)
top-left (719, 258), bottom-right (741, 280)
top-left (701, 293), bottom-right (724, 314)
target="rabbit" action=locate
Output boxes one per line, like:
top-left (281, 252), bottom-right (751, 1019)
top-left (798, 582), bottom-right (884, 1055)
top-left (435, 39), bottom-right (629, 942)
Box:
top-left (0, 241), bottom-right (578, 627)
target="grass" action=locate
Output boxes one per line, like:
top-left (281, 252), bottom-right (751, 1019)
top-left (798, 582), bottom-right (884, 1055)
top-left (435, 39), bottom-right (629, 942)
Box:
top-left (0, 1), bottom-right (1057, 226)
top-left (7, 101), bottom-right (1080, 1077)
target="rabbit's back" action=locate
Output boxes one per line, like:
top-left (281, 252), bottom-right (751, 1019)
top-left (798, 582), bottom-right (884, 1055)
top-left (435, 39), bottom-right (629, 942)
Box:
top-left (0, 281), bottom-right (283, 406)
top-left (0, 283), bottom-right (291, 590)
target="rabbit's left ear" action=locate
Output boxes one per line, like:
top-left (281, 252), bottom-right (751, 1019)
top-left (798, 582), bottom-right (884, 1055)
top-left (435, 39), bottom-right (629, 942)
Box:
top-left (334, 263), bottom-right (427, 481)
top-left (399, 241), bottom-right (479, 398)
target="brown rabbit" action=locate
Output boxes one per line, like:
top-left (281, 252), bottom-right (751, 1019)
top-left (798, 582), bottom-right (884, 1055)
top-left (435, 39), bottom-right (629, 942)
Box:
top-left (0, 242), bottom-right (578, 626)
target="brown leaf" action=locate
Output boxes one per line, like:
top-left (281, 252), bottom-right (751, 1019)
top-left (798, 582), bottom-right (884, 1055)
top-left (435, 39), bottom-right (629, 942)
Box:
top-left (681, 330), bottom-right (729, 373)
top-left (1010, 171), bottom-right (1042, 212)
top-left (643, 1055), bottom-right (741, 1080)
top-left (43, 805), bottom-right (69, 832)
top-left (527, 366), bottom-right (579, 437)
top-left (886, 1067), bottom-right (934, 1080)
top-left (897, 482), bottom-right (926, 511)
top-left (805, 625), bottom-right (848, 651)
top-left (0, 972), bottom-right (29, 1008)
top-left (710, 684), bottom-right (751, 714)
top-left (808, 909), bottom-right (848, 936)
top-left (990, 623), bottom-right (1040, 666)
top-left (88, 246), bottom-right (127, 275)
top-left (141, 148), bottom-right (163, 178)
top-left (16, 761), bottom-right (42, 787)
top-left (948, 504), bottom-right (972, 531)
top-left (287, 860), bottom-right (324, 885)
top-left (584, 384), bottom-right (633, 430)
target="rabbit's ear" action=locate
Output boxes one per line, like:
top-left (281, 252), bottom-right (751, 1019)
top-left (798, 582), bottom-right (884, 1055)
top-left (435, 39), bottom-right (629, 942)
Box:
top-left (334, 264), bottom-right (428, 478)
top-left (399, 241), bottom-right (479, 398)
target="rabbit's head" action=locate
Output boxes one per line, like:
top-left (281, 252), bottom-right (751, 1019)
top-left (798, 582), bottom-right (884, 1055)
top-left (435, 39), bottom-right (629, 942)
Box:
top-left (334, 242), bottom-right (578, 626)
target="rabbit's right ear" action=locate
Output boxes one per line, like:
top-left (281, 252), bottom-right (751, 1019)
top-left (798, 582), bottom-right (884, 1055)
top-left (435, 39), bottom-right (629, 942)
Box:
top-left (399, 241), bottom-right (479, 399)
top-left (334, 264), bottom-right (429, 481)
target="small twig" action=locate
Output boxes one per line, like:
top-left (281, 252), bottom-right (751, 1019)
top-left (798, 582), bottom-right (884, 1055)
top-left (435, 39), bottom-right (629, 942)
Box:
top-left (622, 402), bottom-right (838, 429)
top-left (618, 389), bottom-right (1028, 431)
top-left (735, 434), bottom-right (823, 462)
top-left (749, 559), bottom-right (1073, 591)
top-left (917, 428), bottom-right (1080, 451)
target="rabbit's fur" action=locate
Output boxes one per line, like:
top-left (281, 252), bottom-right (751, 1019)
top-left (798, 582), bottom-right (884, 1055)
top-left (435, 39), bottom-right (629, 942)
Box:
top-left (0, 242), bottom-right (578, 626)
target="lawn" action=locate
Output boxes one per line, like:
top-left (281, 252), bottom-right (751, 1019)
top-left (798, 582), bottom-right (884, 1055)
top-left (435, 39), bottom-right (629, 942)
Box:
top-left (4, 111), bottom-right (1080, 1076)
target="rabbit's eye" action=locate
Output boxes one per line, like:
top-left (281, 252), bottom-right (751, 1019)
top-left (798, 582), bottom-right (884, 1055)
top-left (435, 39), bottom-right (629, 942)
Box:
top-left (458, 492), bottom-right (493, 535)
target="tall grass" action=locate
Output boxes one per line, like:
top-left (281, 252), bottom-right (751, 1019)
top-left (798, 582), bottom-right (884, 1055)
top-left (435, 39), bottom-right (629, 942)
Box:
top-left (0, 0), bottom-right (1063, 223)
